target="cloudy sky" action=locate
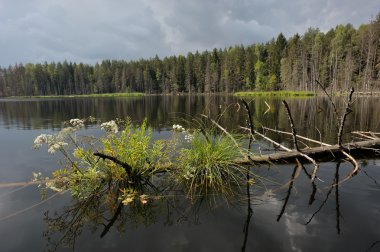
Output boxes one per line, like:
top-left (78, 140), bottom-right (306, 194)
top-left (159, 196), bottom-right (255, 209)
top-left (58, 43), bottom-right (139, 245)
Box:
top-left (0, 0), bottom-right (379, 66)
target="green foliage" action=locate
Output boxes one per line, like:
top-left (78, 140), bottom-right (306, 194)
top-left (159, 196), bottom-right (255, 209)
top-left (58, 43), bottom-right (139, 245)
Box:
top-left (235, 91), bottom-right (316, 97)
top-left (254, 60), bottom-right (268, 90)
top-left (12, 92), bottom-right (144, 99)
top-left (268, 74), bottom-right (277, 91)
top-left (100, 119), bottom-right (167, 178)
top-left (34, 118), bottom-right (168, 202)
top-left (34, 117), bottom-right (251, 203)
top-left (175, 130), bottom-right (247, 199)
top-left (1, 12), bottom-right (379, 97)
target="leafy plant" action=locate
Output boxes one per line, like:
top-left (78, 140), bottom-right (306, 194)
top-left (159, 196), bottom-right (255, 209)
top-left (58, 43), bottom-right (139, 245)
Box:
top-left (34, 117), bottom-right (252, 204)
top-left (34, 118), bottom-right (168, 203)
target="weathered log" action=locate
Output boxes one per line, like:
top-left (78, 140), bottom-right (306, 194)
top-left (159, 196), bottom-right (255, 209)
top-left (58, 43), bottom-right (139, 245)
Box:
top-left (249, 139), bottom-right (380, 163)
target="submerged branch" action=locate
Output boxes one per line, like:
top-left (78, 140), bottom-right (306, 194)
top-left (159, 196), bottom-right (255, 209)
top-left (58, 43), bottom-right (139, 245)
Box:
top-left (0, 192), bottom-right (61, 222)
top-left (100, 202), bottom-right (123, 238)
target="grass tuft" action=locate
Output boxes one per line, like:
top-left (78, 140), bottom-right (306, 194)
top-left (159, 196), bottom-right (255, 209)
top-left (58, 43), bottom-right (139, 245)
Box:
top-left (175, 130), bottom-right (248, 200)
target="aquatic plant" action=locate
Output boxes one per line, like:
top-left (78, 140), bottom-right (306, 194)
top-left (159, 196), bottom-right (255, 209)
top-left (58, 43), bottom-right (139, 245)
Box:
top-left (175, 129), bottom-right (248, 199)
top-left (33, 117), bottom-right (250, 203)
top-left (34, 118), bottom-right (165, 202)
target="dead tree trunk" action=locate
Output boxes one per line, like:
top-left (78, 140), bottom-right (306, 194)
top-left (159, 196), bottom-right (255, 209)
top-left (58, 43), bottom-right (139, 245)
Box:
top-left (248, 139), bottom-right (380, 163)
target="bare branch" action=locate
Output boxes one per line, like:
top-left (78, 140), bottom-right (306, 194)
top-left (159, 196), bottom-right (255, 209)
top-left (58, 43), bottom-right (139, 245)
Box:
top-left (352, 131), bottom-right (377, 140)
top-left (240, 126), bottom-right (292, 152)
top-left (94, 152), bottom-right (132, 176)
top-left (338, 87), bottom-right (354, 146)
top-left (262, 127), bottom-right (331, 147)
top-left (282, 100), bottom-right (300, 151)
top-left (315, 79), bottom-right (339, 124)
top-left (282, 100), bottom-right (320, 181)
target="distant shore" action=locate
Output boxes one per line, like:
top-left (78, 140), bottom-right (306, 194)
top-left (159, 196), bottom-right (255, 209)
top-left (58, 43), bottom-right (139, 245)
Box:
top-left (234, 91), bottom-right (316, 97)
top-left (5, 92), bottom-right (144, 99)
top-left (3, 90), bottom-right (380, 99)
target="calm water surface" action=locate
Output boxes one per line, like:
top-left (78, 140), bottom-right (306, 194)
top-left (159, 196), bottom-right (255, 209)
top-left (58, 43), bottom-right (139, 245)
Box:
top-left (0, 95), bottom-right (379, 251)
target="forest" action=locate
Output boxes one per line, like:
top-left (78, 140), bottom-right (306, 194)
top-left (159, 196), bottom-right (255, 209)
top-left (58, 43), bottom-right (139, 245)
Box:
top-left (0, 14), bottom-right (379, 97)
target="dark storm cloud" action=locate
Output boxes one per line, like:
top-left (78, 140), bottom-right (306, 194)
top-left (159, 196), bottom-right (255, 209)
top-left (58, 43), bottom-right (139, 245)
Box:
top-left (0, 0), bottom-right (378, 66)
top-left (0, 0), bottom-right (170, 66)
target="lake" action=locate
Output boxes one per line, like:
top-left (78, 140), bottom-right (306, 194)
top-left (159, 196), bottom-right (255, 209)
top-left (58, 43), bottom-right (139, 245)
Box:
top-left (0, 95), bottom-right (379, 251)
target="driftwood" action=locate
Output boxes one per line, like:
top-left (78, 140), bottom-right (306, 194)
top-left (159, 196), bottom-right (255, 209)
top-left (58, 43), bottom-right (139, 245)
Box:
top-left (249, 138), bottom-right (380, 163)
top-left (237, 85), bottom-right (380, 182)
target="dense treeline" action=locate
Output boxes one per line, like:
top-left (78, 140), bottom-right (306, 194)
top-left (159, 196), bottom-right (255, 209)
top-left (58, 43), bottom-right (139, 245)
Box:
top-left (0, 14), bottom-right (379, 97)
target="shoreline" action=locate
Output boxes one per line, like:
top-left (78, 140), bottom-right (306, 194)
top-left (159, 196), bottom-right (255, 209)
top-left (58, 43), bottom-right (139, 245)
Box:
top-left (3, 90), bottom-right (380, 99)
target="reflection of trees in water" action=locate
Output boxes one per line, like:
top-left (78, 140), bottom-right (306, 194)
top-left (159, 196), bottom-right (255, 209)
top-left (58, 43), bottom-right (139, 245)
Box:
top-left (274, 161), bottom-right (343, 234)
top-left (3, 95), bottom-right (380, 250)
top-left (366, 240), bottom-right (380, 252)
top-left (273, 159), bottom-right (380, 238)
top-left (304, 162), bottom-right (342, 234)
top-left (1, 97), bottom-right (380, 139)
top-left (35, 159), bottom-right (380, 252)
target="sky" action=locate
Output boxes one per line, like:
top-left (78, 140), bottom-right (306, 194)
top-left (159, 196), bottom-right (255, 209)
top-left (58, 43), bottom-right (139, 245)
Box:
top-left (0, 0), bottom-right (379, 67)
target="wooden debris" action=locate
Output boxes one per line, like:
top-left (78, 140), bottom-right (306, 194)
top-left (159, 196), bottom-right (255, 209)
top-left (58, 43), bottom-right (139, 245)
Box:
top-left (248, 138), bottom-right (380, 163)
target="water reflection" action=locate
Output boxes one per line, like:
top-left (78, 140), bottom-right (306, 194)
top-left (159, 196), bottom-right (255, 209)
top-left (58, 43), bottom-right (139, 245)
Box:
top-left (1, 96), bottom-right (380, 144)
top-left (43, 192), bottom-right (160, 250)
top-left (305, 162), bottom-right (341, 234)
top-left (255, 160), bottom-right (380, 252)
top-left (42, 186), bottom-right (251, 251)
top-left (272, 160), bottom-right (343, 235)
top-left (36, 157), bottom-right (380, 251)
top-left (1, 95), bottom-right (380, 251)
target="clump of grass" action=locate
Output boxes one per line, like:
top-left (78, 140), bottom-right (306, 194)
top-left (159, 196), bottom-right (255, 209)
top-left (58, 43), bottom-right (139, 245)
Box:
top-left (175, 130), bottom-right (248, 199)
top-left (235, 91), bottom-right (316, 97)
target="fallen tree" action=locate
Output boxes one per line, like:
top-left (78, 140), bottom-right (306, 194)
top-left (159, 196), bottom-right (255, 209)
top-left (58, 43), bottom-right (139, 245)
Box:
top-left (238, 84), bottom-right (380, 181)
top-left (248, 138), bottom-right (380, 163)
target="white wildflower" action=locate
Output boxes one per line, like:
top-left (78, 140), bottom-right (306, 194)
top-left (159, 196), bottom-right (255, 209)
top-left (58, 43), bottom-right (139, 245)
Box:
top-left (100, 120), bottom-right (119, 133)
top-left (58, 127), bottom-right (76, 137)
top-left (32, 172), bottom-right (43, 181)
top-left (172, 124), bottom-right (185, 132)
top-left (33, 134), bottom-right (53, 148)
top-left (69, 118), bottom-right (84, 129)
top-left (47, 141), bottom-right (68, 154)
